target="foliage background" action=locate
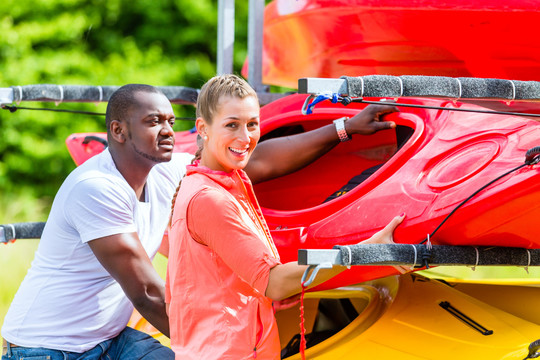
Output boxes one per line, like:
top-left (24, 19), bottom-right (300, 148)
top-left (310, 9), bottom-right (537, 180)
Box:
top-left (0, 0), bottom-right (253, 335)
top-left (0, 0), bottom-right (257, 208)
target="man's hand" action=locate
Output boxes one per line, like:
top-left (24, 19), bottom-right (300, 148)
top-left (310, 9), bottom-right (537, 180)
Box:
top-left (345, 103), bottom-right (399, 136)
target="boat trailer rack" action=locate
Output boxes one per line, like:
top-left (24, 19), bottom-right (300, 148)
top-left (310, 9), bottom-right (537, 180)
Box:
top-left (3, 222), bottom-right (539, 270)
top-left (3, 222), bottom-right (539, 272)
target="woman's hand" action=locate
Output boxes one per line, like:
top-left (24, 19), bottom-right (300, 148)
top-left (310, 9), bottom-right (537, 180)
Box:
top-left (360, 213), bottom-right (411, 273)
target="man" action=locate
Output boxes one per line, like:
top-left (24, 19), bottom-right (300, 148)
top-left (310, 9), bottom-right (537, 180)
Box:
top-left (2, 84), bottom-right (397, 359)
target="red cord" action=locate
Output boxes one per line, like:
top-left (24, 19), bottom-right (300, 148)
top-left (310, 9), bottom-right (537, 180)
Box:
top-left (299, 281), bottom-right (307, 360)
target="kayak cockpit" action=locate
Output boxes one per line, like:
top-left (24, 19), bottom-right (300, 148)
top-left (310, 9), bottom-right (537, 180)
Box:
top-left (254, 111), bottom-right (420, 229)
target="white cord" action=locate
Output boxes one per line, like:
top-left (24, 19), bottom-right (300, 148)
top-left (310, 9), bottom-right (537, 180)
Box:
top-left (410, 244), bottom-right (418, 268)
top-left (471, 247), bottom-right (479, 271)
top-left (16, 86), bottom-right (23, 103)
top-left (344, 245), bottom-right (352, 269)
top-left (57, 85), bottom-right (64, 104)
top-left (98, 86), bottom-right (103, 103)
top-left (509, 80), bottom-right (516, 102)
top-left (8, 224), bottom-right (15, 240)
top-left (525, 249), bottom-right (531, 274)
top-left (398, 77), bottom-right (404, 97)
top-left (455, 78), bottom-right (462, 101)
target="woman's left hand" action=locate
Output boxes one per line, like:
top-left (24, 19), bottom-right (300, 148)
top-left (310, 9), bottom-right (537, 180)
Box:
top-left (360, 213), bottom-right (405, 245)
top-left (359, 213), bottom-right (413, 273)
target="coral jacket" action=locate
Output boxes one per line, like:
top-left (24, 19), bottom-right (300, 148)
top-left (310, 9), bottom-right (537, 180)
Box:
top-left (166, 164), bottom-right (281, 359)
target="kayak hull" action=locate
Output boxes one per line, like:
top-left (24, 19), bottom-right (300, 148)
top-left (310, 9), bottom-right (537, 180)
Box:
top-left (248, 0), bottom-right (540, 88)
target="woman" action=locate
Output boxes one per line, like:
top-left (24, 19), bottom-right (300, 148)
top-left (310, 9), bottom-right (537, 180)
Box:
top-left (166, 74), bottom-right (405, 359)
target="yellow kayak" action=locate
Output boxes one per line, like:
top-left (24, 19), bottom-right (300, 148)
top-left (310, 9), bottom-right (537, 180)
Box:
top-left (130, 273), bottom-right (540, 359)
top-left (278, 274), bottom-right (540, 359)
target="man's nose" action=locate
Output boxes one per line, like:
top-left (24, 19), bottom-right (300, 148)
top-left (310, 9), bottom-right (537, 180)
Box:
top-left (161, 121), bottom-right (174, 135)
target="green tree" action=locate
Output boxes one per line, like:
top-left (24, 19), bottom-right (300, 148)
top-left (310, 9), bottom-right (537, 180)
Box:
top-left (0, 0), bottom-right (250, 208)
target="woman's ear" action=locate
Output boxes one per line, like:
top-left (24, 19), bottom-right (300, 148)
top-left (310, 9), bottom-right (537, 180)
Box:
top-left (195, 117), bottom-right (208, 140)
top-left (110, 120), bottom-right (126, 143)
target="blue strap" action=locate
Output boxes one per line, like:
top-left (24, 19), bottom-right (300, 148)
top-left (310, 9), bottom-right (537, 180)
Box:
top-left (305, 93), bottom-right (340, 114)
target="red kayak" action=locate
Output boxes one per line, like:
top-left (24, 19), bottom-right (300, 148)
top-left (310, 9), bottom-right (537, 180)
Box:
top-left (66, 93), bottom-right (540, 290)
top-left (245, 0), bottom-right (540, 88)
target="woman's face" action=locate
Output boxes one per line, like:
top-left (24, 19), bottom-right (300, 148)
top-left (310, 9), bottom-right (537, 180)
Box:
top-left (200, 95), bottom-right (260, 173)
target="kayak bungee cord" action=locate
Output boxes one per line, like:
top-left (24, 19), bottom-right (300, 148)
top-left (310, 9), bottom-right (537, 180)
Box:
top-left (351, 98), bottom-right (540, 119)
top-left (419, 163), bottom-right (527, 244)
top-left (303, 93), bottom-right (540, 119)
top-left (1, 104), bottom-right (196, 121)
top-left (6, 94), bottom-right (540, 120)
top-left (416, 146), bottom-right (540, 267)
top-left (1, 104), bottom-right (105, 116)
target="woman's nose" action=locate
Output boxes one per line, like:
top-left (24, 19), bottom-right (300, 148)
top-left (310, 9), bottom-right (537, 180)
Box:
top-left (237, 125), bottom-right (250, 142)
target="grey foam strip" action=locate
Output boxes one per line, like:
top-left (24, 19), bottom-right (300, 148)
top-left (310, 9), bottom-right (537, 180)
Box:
top-left (331, 244), bottom-right (540, 267)
top-left (10, 85), bottom-right (199, 104)
top-left (0, 222), bottom-right (45, 242)
top-left (342, 75), bottom-right (540, 100)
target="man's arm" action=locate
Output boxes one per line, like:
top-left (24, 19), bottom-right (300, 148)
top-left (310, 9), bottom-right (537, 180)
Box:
top-left (245, 104), bottom-right (398, 184)
top-left (88, 233), bottom-right (169, 337)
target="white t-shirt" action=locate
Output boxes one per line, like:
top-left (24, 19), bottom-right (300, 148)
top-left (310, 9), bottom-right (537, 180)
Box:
top-left (1, 149), bottom-right (192, 352)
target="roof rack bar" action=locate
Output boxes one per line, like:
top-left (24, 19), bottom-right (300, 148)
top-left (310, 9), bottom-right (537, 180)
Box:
top-left (298, 78), bottom-right (349, 96)
top-left (298, 244), bottom-right (540, 267)
top-left (0, 87), bottom-right (14, 105)
top-left (0, 85), bottom-right (199, 105)
top-left (298, 75), bottom-right (540, 100)
top-left (1, 222), bottom-right (46, 243)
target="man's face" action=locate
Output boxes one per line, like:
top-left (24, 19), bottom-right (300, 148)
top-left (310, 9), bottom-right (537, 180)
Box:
top-left (125, 91), bottom-right (176, 164)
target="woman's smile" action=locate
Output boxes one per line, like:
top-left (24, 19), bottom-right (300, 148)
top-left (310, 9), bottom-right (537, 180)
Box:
top-left (229, 146), bottom-right (249, 156)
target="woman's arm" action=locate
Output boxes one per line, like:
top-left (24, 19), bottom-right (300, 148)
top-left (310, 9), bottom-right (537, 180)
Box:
top-left (265, 213), bottom-right (405, 301)
top-left (245, 104), bottom-right (398, 184)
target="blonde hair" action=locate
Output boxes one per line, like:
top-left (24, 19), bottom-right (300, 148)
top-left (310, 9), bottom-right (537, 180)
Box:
top-left (196, 74), bottom-right (258, 126)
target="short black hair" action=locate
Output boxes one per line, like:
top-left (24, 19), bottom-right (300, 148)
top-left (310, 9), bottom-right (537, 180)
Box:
top-left (105, 84), bottom-right (164, 133)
